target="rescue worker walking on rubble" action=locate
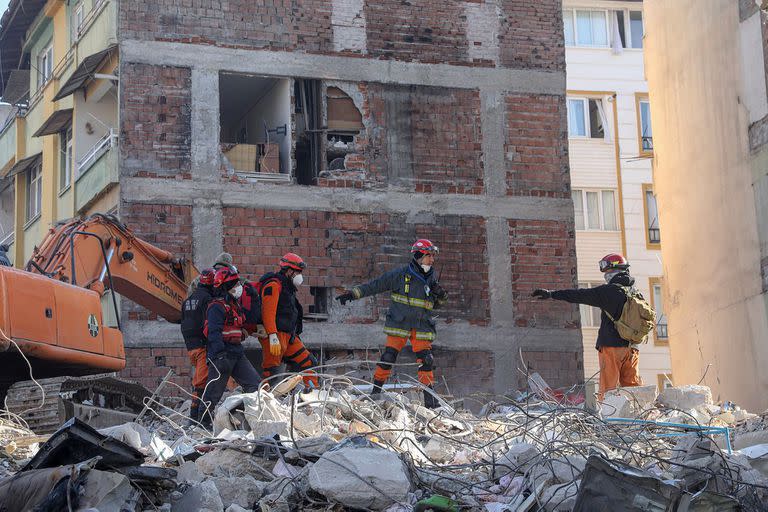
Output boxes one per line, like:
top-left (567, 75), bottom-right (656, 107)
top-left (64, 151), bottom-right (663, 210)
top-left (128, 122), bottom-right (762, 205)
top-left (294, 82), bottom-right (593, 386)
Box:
top-left (199, 267), bottom-right (261, 427)
top-left (256, 253), bottom-right (319, 390)
top-left (180, 268), bottom-right (216, 423)
top-left (532, 253), bottom-right (650, 401)
top-left (335, 239), bottom-right (448, 409)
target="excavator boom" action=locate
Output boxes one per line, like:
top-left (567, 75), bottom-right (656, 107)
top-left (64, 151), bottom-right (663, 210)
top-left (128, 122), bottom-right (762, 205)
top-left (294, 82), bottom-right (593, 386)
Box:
top-left (0, 213), bottom-right (197, 400)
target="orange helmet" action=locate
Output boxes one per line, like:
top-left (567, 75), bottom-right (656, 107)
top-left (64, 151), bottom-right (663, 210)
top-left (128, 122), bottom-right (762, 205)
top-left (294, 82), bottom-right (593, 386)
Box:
top-left (411, 239), bottom-right (439, 255)
top-left (279, 253), bottom-right (306, 272)
top-left (599, 253), bottom-right (629, 273)
top-left (214, 267), bottom-right (240, 289)
top-left (199, 268), bottom-right (216, 286)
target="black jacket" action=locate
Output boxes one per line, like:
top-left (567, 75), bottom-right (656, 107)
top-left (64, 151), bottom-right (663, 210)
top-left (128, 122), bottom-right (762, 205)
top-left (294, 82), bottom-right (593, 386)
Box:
top-left (551, 272), bottom-right (635, 349)
top-left (259, 271), bottom-right (304, 335)
top-left (180, 285), bottom-right (213, 350)
top-left (0, 251), bottom-right (10, 267)
top-left (351, 261), bottom-right (446, 341)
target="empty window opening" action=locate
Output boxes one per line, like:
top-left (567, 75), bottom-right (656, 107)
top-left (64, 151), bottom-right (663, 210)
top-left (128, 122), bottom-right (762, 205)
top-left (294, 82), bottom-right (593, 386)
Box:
top-left (220, 73), bottom-right (292, 177)
top-left (325, 87), bottom-right (364, 170)
top-left (306, 286), bottom-right (330, 322)
top-left (294, 79), bottom-right (323, 185)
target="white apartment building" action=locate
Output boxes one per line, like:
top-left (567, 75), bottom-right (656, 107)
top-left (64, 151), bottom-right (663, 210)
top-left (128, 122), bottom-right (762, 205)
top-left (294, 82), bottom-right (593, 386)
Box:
top-left (563, 0), bottom-right (671, 389)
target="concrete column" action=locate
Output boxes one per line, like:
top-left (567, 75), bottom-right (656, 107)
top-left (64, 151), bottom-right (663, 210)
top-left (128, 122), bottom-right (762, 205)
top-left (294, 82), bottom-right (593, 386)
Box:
top-left (190, 68), bottom-right (220, 182)
top-left (191, 198), bottom-right (223, 269)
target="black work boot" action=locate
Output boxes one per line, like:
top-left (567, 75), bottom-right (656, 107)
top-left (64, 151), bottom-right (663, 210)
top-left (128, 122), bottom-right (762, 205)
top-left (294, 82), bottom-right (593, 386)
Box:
top-left (423, 387), bottom-right (439, 409)
top-left (371, 380), bottom-right (385, 395)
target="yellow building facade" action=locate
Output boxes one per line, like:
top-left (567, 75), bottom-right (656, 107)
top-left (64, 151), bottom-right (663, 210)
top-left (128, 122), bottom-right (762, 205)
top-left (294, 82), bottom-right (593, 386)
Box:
top-left (0, 0), bottom-right (118, 266)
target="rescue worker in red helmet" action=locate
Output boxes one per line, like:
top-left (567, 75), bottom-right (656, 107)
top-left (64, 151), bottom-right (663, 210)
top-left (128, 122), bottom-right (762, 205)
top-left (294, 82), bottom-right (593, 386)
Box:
top-left (335, 239), bottom-right (448, 408)
top-left (532, 253), bottom-right (642, 400)
top-left (199, 267), bottom-right (261, 427)
top-left (257, 253), bottom-right (319, 389)
top-left (180, 268), bottom-right (215, 423)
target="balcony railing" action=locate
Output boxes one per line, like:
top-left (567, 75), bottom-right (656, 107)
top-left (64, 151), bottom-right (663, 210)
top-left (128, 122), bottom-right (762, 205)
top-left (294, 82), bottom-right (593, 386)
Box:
top-left (656, 322), bottom-right (668, 340)
top-left (77, 129), bottom-right (117, 178)
top-left (642, 136), bottom-right (653, 152)
top-left (0, 231), bottom-right (13, 247)
top-left (649, 227), bottom-right (661, 244)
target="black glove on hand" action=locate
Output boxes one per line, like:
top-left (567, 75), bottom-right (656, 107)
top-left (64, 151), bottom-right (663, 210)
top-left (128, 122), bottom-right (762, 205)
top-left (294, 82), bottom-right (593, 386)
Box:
top-left (335, 291), bottom-right (355, 305)
top-left (531, 289), bottom-right (553, 300)
top-left (431, 283), bottom-right (448, 300)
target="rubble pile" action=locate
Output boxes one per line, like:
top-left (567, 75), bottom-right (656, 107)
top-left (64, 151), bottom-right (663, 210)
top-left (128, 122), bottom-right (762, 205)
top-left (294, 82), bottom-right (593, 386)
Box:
top-left (1, 376), bottom-right (768, 511)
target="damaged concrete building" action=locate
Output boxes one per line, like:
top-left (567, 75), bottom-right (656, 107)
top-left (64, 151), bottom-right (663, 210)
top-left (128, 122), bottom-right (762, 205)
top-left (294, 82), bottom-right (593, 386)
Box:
top-left (0, 0), bottom-right (582, 399)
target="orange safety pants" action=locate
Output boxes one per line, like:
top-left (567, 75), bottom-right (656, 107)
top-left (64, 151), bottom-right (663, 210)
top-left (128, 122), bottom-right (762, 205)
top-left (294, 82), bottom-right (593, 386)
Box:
top-left (598, 346), bottom-right (642, 400)
top-left (188, 348), bottom-right (208, 420)
top-left (373, 330), bottom-right (435, 387)
top-left (259, 331), bottom-right (319, 388)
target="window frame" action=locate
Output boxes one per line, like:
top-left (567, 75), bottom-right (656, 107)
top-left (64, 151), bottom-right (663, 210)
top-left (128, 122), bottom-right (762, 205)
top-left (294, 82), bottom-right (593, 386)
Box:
top-left (37, 43), bottom-right (53, 91)
top-left (635, 93), bottom-right (653, 155)
top-left (567, 96), bottom-right (609, 140)
top-left (628, 10), bottom-right (644, 49)
top-left (649, 277), bottom-right (668, 345)
top-left (59, 126), bottom-right (73, 193)
top-left (657, 373), bottom-right (673, 391)
top-left (72, 2), bottom-right (85, 42)
top-left (563, 8), bottom-right (610, 48)
top-left (572, 188), bottom-right (618, 232)
top-left (642, 183), bottom-right (660, 249)
top-left (25, 163), bottom-right (42, 224)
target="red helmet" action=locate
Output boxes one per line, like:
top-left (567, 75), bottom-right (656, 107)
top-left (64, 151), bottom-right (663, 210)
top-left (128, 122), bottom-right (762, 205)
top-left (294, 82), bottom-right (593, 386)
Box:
top-left (599, 253), bottom-right (629, 273)
top-left (199, 268), bottom-right (215, 286)
top-left (411, 239), bottom-right (439, 255)
top-left (279, 253), bottom-right (306, 272)
top-left (214, 267), bottom-right (240, 289)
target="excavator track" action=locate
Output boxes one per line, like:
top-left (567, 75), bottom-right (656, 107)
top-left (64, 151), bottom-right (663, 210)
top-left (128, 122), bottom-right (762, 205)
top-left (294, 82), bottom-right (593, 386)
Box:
top-left (4, 374), bottom-right (152, 434)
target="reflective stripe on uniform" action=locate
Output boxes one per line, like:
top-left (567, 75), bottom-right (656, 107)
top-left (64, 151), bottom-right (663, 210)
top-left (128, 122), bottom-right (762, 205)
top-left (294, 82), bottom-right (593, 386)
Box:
top-left (383, 326), bottom-right (435, 341)
top-left (390, 293), bottom-right (434, 310)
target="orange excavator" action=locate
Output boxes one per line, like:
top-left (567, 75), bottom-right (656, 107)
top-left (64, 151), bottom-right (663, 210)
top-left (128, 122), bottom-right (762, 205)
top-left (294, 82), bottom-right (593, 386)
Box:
top-left (0, 214), bottom-right (197, 416)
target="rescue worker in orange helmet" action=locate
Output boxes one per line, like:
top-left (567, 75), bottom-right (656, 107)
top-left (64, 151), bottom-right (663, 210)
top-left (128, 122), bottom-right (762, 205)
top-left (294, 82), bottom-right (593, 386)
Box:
top-left (257, 253), bottom-right (319, 389)
top-left (532, 253), bottom-right (642, 400)
top-left (199, 267), bottom-right (261, 427)
top-left (180, 267), bottom-right (215, 423)
top-left (335, 239), bottom-right (448, 409)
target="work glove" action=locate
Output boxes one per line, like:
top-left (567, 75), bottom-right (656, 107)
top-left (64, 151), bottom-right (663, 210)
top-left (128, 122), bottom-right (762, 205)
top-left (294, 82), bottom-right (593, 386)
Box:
top-left (241, 329), bottom-right (250, 340)
top-left (431, 282), bottom-right (448, 301)
top-left (268, 333), bottom-right (281, 357)
top-left (531, 289), bottom-right (553, 300)
top-left (254, 324), bottom-right (267, 338)
top-left (335, 290), bottom-right (355, 305)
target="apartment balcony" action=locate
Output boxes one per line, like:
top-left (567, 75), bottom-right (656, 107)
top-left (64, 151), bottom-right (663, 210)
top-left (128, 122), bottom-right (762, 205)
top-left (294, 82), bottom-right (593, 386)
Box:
top-left (73, 0), bottom-right (116, 69)
top-left (649, 227), bottom-right (661, 244)
top-left (656, 322), bottom-right (668, 340)
top-left (75, 130), bottom-right (117, 212)
top-left (0, 119), bottom-right (16, 173)
top-left (642, 135), bottom-right (654, 152)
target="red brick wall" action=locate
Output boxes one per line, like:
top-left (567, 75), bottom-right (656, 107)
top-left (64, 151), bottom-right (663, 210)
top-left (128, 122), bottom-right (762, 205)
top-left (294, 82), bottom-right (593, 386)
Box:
top-left (320, 85), bottom-right (484, 194)
top-left (223, 208), bottom-right (490, 324)
top-left (363, 0), bottom-right (468, 64)
top-left (120, 203), bottom-right (194, 321)
top-left (509, 219), bottom-right (579, 329)
top-left (499, 0), bottom-right (566, 71)
top-left (120, 64), bottom-right (192, 179)
top-left (519, 350), bottom-right (583, 389)
top-left (505, 93), bottom-right (570, 197)
top-left (119, 0), bottom-right (333, 52)
top-left (121, 347), bottom-right (190, 393)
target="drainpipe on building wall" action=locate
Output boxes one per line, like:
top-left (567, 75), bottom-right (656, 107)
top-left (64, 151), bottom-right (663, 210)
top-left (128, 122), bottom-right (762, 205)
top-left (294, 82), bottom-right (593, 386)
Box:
top-left (610, 93), bottom-right (628, 256)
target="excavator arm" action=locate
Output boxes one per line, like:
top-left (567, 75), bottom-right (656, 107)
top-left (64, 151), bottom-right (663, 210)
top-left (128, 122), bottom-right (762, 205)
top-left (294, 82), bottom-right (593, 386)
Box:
top-left (0, 214), bottom-right (198, 398)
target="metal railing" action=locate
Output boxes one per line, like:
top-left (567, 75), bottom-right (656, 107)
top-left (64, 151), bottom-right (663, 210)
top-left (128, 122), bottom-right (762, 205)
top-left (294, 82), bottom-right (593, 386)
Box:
top-left (656, 323), bottom-right (668, 339)
top-left (648, 227), bottom-right (661, 244)
top-left (642, 136), bottom-right (653, 152)
top-left (0, 231), bottom-right (13, 247)
top-left (77, 129), bottom-right (117, 178)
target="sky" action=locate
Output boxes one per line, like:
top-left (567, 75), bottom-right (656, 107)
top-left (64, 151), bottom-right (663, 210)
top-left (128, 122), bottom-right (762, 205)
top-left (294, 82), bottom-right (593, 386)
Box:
top-left (0, 1), bottom-right (8, 18)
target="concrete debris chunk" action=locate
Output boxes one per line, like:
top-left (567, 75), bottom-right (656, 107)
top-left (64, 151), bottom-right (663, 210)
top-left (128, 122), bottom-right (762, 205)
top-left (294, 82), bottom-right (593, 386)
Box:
top-left (210, 475), bottom-right (266, 509)
top-left (493, 442), bottom-right (540, 479)
top-left (196, 448), bottom-right (270, 479)
top-left (225, 505), bottom-right (251, 512)
top-left (309, 445), bottom-right (411, 510)
top-left (78, 469), bottom-right (135, 510)
top-left (98, 422), bottom-right (152, 452)
top-left (657, 384), bottom-right (713, 410)
top-left (540, 480), bottom-right (580, 512)
top-left (600, 392), bottom-right (632, 418)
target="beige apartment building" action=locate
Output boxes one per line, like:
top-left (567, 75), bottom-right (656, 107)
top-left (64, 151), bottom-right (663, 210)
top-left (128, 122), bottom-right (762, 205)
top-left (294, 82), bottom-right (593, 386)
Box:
top-left (564, 0), bottom-right (672, 388)
top-left (644, 0), bottom-right (768, 410)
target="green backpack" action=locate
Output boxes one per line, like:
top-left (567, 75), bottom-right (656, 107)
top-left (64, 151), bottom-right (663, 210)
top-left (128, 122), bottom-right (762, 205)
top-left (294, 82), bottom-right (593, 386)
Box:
top-left (604, 285), bottom-right (657, 344)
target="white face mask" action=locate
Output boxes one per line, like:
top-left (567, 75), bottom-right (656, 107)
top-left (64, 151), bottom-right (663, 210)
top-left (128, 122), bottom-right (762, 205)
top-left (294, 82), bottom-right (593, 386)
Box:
top-left (421, 264), bottom-right (432, 273)
top-left (604, 271), bottom-right (620, 284)
top-left (230, 284), bottom-right (243, 299)
top-left (292, 273), bottom-right (304, 287)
